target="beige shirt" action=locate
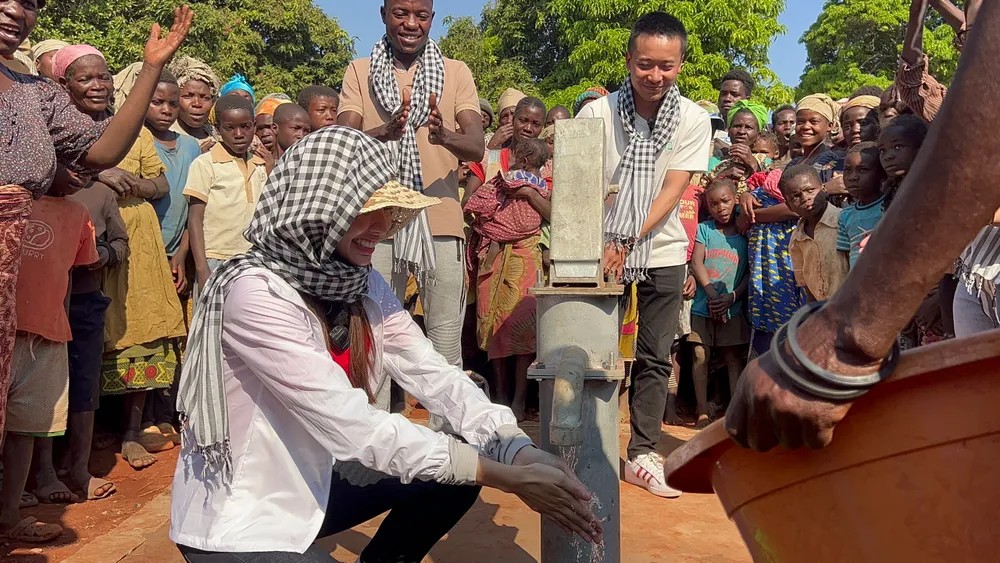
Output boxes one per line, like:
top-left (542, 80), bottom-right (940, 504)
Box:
top-left (183, 144), bottom-right (267, 259)
top-left (788, 203), bottom-right (849, 301)
top-left (339, 56), bottom-right (481, 240)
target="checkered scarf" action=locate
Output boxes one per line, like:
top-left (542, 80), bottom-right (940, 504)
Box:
top-left (608, 78), bottom-right (683, 282)
top-left (178, 127), bottom-right (395, 483)
top-left (369, 36), bottom-right (444, 282)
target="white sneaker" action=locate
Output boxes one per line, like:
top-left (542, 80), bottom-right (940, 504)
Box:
top-left (624, 453), bottom-right (682, 499)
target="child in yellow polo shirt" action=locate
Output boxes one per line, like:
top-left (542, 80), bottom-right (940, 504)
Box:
top-left (184, 94), bottom-right (269, 292)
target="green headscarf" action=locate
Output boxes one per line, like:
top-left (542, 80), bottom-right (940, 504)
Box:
top-left (727, 100), bottom-right (769, 130)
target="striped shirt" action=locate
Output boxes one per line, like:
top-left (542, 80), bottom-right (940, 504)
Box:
top-left (957, 226), bottom-right (1000, 293)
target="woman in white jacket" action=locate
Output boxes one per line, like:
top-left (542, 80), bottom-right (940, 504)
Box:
top-left (170, 127), bottom-right (602, 562)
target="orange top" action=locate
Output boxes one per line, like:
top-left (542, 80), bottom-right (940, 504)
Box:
top-left (16, 195), bottom-right (99, 342)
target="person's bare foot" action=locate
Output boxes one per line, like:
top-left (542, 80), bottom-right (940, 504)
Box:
top-left (695, 413), bottom-right (712, 430)
top-left (663, 409), bottom-right (685, 426)
top-left (121, 441), bottom-right (157, 470)
top-left (33, 466), bottom-right (79, 504)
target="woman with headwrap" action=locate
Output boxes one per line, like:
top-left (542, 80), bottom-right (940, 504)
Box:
top-left (573, 85), bottom-right (609, 115)
top-left (171, 126), bottom-right (601, 561)
top-left (28, 38), bottom-right (67, 80)
top-left (167, 56), bottom-right (220, 152)
top-left (54, 45), bottom-right (186, 471)
top-left (219, 73), bottom-right (254, 104)
top-left (708, 99), bottom-right (769, 173)
top-left (840, 95), bottom-right (881, 149)
top-left (0, 7), bottom-right (191, 517)
top-left (486, 87), bottom-right (526, 151)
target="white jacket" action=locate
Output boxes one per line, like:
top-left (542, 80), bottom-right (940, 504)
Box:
top-left (170, 268), bottom-right (530, 553)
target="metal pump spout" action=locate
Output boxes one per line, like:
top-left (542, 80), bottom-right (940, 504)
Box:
top-left (549, 346), bottom-right (588, 446)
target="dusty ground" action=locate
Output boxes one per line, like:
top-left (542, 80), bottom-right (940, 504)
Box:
top-left (5, 422), bottom-right (750, 563)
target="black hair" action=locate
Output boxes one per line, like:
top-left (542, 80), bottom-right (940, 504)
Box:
top-left (778, 164), bottom-right (822, 195)
top-left (158, 69), bottom-right (178, 86)
top-left (514, 96), bottom-right (546, 119)
top-left (771, 104), bottom-right (795, 128)
top-left (755, 131), bottom-right (779, 150)
top-left (850, 85), bottom-right (884, 99)
top-left (214, 93), bottom-right (254, 124)
top-left (721, 68), bottom-right (754, 97)
top-left (883, 114), bottom-right (929, 147)
top-left (273, 102), bottom-right (309, 125)
top-left (297, 85), bottom-right (339, 110)
top-left (547, 105), bottom-right (570, 118)
top-left (513, 138), bottom-right (549, 171)
top-left (705, 176), bottom-right (737, 196)
top-left (628, 12), bottom-right (688, 56)
top-left (846, 140), bottom-right (881, 164)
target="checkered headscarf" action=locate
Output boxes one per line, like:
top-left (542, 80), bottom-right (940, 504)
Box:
top-left (178, 127), bottom-right (395, 483)
top-left (369, 36), bottom-right (444, 281)
top-left (608, 78), bottom-right (683, 282)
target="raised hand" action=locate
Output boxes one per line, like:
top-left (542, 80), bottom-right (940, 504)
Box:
top-left (144, 5), bottom-right (194, 69)
top-left (427, 92), bottom-right (446, 145)
top-left (729, 143), bottom-right (759, 172)
top-left (384, 87), bottom-right (411, 141)
top-left (487, 123), bottom-right (514, 150)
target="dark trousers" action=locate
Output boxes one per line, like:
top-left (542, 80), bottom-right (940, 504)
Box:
top-left (178, 471), bottom-right (482, 563)
top-left (628, 265), bottom-right (685, 459)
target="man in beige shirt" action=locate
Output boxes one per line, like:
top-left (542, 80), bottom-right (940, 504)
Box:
top-left (338, 0), bottom-right (485, 369)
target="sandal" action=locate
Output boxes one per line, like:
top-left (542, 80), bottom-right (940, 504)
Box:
top-left (19, 491), bottom-right (38, 509)
top-left (156, 423), bottom-right (182, 446)
top-left (2, 517), bottom-right (62, 543)
top-left (138, 427), bottom-right (174, 453)
top-left (82, 477), bottom-right (116, 500)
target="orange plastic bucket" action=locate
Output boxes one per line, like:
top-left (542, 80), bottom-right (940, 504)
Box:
top-left (665, 330), bottom-right (1000, 562)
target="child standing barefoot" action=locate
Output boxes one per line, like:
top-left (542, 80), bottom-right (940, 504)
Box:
top-left (690, 178), bottom-right (750, 429)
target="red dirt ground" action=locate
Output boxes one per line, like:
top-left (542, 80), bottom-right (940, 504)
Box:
top-left (5, 421), bottom-right (751, 563)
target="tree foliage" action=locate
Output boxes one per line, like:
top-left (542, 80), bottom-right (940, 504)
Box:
top-left (797, 0), bottom-right (959, 99)
top-left (439, 0), bottom-right (794, 114)
top-left (33, 0), bottom-right (355, 94)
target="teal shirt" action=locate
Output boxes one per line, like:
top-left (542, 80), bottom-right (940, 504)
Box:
top-left (152, 135), bottom-right (202, 257)
top-left (693, 221), bottom-right (749, 319)
top-left (837, 196), bottom-right (885, 269)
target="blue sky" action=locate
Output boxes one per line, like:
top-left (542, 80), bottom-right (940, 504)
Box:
top-left (318, 1), bottom-right (824, 87)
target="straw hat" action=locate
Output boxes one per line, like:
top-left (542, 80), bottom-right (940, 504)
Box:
top-left (362, 181), bottom-right (441, 239)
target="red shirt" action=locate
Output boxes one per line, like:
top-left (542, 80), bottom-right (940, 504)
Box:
top-left (679, 184), bottom-right (704, 262)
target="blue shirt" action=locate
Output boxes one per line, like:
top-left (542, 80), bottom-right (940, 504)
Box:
top-left (152, 134), bottom-right (202, 256)
top-left (693, 221), bottom-right (748, 319)
top-left (837, 196), bottom-right (885, 269)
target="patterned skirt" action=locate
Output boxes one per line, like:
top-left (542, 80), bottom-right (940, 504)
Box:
top-left (476, 235), bottom-right (542, 360)
top-left (0, 186), bottom-right (33, 434)
top-left (101, 337), bottom-right (180, 395)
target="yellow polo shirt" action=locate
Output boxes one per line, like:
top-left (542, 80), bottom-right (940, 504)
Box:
top-left (183, 143), bottom-right (267, 259)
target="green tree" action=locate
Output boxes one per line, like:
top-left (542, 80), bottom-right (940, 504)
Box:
top-left (443, 0), bottom-right (793, 113)
top-left (437, 16), bottom-right (539, 106)
top-left (33, 0), bottom-right (355, 94)
top-left (797, 0), bottom-right (958, 99)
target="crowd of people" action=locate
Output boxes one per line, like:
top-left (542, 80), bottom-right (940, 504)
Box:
top-left (0, 0), bottom-right (994, 560)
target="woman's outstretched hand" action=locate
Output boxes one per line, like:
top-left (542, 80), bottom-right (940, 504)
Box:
top-left (479, 451), bottom-right (603, 543)
top-left (144, 6), bottom-right (194, 69)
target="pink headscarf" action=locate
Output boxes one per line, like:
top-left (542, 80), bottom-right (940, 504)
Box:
top-left (52, 45), bottom-right (106, 80)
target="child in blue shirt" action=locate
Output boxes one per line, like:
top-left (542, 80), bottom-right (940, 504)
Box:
top-left (838, 142), bottom-right (886, 269)
top-left (690, 177), bottom-right (749, 429)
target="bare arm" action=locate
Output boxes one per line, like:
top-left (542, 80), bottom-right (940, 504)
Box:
top-left (463, 174), bottom-right (485, 205)
top-left (188, 200), bottom-right (210, 286)
top-left (752, 203), bottom-right (799, 224)
top-left (135, 173), bottom-right (169, 201)
top-left (433, 108), bottom-right (485, 163)
top-left (929, 0), bottom-right (965, 33)
top-left (690, 241), bottom-right (718, 298)
top-left (903, 0), bottom-right (931, 66)
top-left (638, 170), bottom-right (693, 239)
top-left (520, 189), bottom-right (551, 222)
top-left (83, 7), bottom-right (192, 168)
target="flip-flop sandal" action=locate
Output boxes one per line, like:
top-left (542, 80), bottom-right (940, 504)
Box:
top-left (84, 478), bottom-right (116, 501)
top-left (19, 491), bottom-right (38, 508)
top-left (34, 481), bottom-right (80, 504)
top-left (3, 517), bottom-right (62, 543)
